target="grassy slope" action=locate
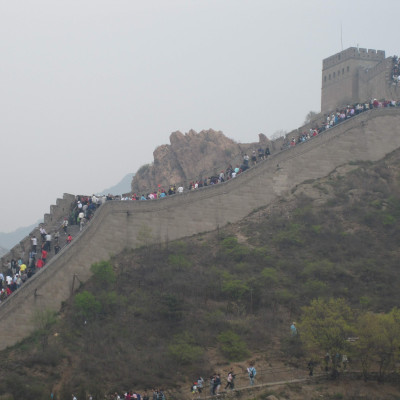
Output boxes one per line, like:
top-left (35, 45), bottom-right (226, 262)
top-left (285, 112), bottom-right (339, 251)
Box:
top-left (2, 149), bottom-right (400, 399)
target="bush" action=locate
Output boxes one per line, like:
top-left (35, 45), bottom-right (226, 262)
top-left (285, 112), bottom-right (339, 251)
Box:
top-left (74, 291), bottom-right (102, 320)
top-left (220, 236), bottom-right (250, 261)
top-left (168, 254), bottom-right (191, 270)
top-left (217, 330), bottom-right (250, 361)
top-left (221, 274), bottom-right (250, 301)
top-left (167, 332), bottom-right (203, 365)
top-left (90, 261), bottom-right (116, 288)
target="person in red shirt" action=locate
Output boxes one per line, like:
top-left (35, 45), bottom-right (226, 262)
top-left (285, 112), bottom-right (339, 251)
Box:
top-left (67, 234), bottom-right (72, 244)
top-left (36, 258), bottom-right (44, 268)
top-left (41, 249), bottom-right (48, 265)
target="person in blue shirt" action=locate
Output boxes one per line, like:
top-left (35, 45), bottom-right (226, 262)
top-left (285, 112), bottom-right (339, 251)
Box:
top-left (290, 322), bottom-right (297, 336)
top-left (247, 364), bottom-right (256, 385)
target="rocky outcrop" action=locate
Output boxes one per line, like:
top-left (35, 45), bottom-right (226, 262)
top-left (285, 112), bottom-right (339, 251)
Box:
top-left (131, 129), bottom-right (270, 194)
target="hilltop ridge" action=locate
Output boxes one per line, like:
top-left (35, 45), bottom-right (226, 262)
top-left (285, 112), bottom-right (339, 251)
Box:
top-left (131, 128), bottom-right (271, 193)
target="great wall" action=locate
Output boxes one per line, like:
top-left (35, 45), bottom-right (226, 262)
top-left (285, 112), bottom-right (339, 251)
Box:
top-left (1, 47), bottom-right (400, 350)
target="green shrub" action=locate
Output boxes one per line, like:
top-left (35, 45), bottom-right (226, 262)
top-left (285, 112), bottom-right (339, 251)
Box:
top-left (302, 279), bottom-right (328, 299)
top-left (220, 236), bottom-right (250, 261)
top-left (74, 291), bottom-right (102, 320)
top-left (217, 330), bottom-right (250, 361)
top-left (261, 267), bottom-right (278, 284)
top-left (221, 274), bottom-right (250, 301)
top-left (273, 223), bottom-right (304, 247)
top-left (90, 261), bottom-right (116, 288)
top-left (168, 332), bottom-right (203, 365)
top-left (168, 254), bottom-right (191, 270)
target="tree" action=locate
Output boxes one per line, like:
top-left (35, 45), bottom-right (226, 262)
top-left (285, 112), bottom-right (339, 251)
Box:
top-left (74, 291), bottom-right (102, 321)
top-left (304, 110), bottom-right (318, 125)
top-left (355, 308), bottom-right (400, 381)
top-left (168, 331), bottom-right (203, 365)
top-left (299, 298), bottom-right (354, 376)
top-left (217, 330), bottom-right (250, 361)
top-left (269, 129), bottom-right (287, 140)
top-left (90, 260), bottom-right (116, 289)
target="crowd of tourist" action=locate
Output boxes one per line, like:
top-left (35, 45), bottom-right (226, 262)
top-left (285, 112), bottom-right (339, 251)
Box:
top-left (95, 388), bottom-right (166, 400)
top-left (1, 96), bottom-right (399, 303)
top-left (123, 147), bottom-right (271, 202)
top-left (286, 98), bottom-right (400, 148)
top-left (0, 195), bottom-right (104, 301)
top-left (81, 364), bottom-right (258, 399)
top-left (392, 55), bottom-right (400, 85)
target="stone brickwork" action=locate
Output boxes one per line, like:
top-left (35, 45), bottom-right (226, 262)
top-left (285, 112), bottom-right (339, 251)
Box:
top-left (1, 107), bottom-right (400, 349)
top-left (0, 193), bottom-right (76, 269)
top-left (321, 47), bottom-right (400, 113)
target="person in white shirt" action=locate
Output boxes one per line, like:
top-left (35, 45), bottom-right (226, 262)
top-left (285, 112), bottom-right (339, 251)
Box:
top-left (45, 233), bottom-right (52, 251)
top-left (31, 236), bottom-right (37, 252)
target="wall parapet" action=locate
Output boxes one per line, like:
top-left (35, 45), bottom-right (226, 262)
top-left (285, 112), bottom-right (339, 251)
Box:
top-left (323, 47), bottom-right (385, 70)
top-left (0, 193), bottom-right (76, 269)
top-left (359, 57), bottom-right (393, 83)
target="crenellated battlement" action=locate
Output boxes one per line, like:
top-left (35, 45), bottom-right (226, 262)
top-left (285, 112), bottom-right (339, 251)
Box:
top-left (320, 46), bottom-right (400, 113)
top-left (0, 193), bottom-right (75, 268)
top-left (323, 47), bottom-right (385, 70)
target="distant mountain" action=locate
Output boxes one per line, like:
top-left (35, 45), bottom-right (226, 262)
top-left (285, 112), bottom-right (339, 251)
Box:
top-left (0, 221), bottom-right (40, 252)
top-left (97, 173), bottom-right (135, 196)
top-left (0, 246), bottom-right (8, 257)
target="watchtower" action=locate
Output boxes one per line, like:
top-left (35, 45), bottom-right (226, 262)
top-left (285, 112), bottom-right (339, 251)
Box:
top-left (321, 47), bottom-right (385, 113)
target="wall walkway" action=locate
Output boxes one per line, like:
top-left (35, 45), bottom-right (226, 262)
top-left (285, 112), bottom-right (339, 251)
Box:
top-left (1, 107), bottom-right (400, 349)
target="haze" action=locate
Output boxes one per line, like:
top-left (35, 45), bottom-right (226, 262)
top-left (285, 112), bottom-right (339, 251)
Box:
top-left (0, 0), bottom-right (398, 232)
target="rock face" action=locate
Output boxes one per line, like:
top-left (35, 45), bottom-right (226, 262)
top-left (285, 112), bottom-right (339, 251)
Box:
top-left (131, 129), bottom-right (270, 194)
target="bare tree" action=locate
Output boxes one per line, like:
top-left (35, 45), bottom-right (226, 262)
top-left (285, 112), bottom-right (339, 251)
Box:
top-left (304, 111), bottom-right (318, 125)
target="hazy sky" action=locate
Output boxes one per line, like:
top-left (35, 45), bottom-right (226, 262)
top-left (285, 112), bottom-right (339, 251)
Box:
top-left (1, 0), bottom-right (399, 233)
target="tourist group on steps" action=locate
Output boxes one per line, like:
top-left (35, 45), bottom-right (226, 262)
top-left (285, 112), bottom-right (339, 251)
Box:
top-left (1, 97), bottom-right (399, 302)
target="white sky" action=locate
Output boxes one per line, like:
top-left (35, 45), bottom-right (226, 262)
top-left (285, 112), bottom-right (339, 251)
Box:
top-left (0, 0), bottom-right (399, 232)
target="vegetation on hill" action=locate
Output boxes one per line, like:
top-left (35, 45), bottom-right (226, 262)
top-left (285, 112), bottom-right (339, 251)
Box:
top-left (1, 150), bottom-right (400, 399)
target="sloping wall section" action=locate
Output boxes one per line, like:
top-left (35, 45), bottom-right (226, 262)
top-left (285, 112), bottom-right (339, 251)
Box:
top-left (1, 107), bottom-right (400, 349)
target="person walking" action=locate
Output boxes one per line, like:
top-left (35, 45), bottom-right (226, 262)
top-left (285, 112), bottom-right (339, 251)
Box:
top-left (213, 374), bottom-right (221, 395)
top-left (290, 322), bottom-right (297, 336)
top-left (247, 363), bottom-right (256, 386)
top-left (224, 370), bottom-right (235, 390)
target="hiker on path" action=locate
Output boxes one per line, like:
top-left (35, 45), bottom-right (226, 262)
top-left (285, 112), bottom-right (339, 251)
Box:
top-left (290, 322), bottom-right (297, 336)
top-left (247, 363), bottom-right (256, 386)
top-left (224, 370), bottom-right (235, 390)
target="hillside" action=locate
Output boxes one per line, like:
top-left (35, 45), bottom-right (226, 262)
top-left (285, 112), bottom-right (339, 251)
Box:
top-left (2, 148), bottom-right (400, 399)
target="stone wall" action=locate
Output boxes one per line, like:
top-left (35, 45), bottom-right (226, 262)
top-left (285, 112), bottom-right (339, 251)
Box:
top-left (321, 47), bottom-right (386, 112)
top-left (0, 193), bottom-right (76, 268)
top-left (1, 108), bottom-right (400, 349)
top-left (320, 47), bottom-right (400, 113)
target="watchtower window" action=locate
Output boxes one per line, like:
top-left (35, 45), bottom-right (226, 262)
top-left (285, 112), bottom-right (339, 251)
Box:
top-left (347, 66), bottom-right (350, 72)
top-left (324, 76), bottom-right (327, 82)
top-left (329, 74), bottom-right (331, 80)
top-left (338, 70), bottom-right (340, 76)
top-left (333, 72), bottom-right (336, 78)
top-left (342, 68), bottom-right (344, 74)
